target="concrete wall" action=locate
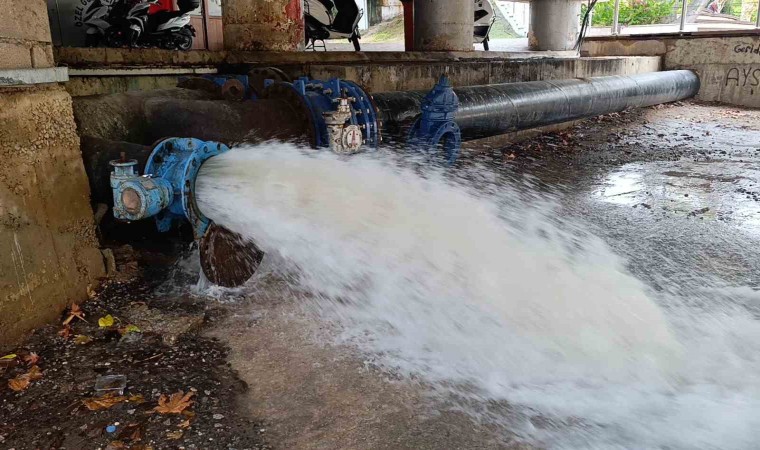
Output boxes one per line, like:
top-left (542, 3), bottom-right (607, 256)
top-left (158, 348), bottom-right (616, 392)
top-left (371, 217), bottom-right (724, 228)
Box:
top-left (582, 31), bottom-right (760, 108)
top-left (0, 85), bottom-right (106, 348)
top-left (307, 56), bottom-right (661, 92)
top-left (54, 47), bottom-right (661, 96)
top-left (1, 1), bottom-right (105, 348)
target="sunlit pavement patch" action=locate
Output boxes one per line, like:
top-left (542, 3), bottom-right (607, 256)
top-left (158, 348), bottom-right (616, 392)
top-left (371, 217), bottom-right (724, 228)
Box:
top-left (595, 160), bottom-right (760, 230)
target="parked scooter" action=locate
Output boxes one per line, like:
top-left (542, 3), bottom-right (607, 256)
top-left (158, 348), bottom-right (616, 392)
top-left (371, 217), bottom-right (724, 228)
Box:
top-left (82, 0), bottom-right (120, 47)
top-left (474, 0), bottom-right (496, 50)
top-left (104, 0), bottom-right (198, 50)
top-left (305, 0), bottom-right (363, 51)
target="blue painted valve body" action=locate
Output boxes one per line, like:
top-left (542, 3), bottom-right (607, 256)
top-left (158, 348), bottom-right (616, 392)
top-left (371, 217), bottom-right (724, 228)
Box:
top-left (407, 75), bottom-right (462, 164)
top-left (110, 138), bottom-right (230, 238)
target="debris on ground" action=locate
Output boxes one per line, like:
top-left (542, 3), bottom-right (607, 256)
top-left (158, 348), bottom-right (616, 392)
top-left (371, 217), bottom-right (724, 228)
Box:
top-left (0, 245), bottom-right (269, 450)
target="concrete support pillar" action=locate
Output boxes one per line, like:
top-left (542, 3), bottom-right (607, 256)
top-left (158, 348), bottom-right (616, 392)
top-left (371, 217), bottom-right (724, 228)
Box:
top-left (0, 1), bottom-right (105, 348)
top-left (413, 0), bottom-right (474, 52)
top-left (223, 0), bottom-right (305, 51)
top-left (528, 0), bottom-right (582, 51)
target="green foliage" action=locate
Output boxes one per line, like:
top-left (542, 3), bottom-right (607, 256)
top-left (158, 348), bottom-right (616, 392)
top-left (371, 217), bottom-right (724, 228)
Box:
top-left (582, 0), bottom-right (677, 26)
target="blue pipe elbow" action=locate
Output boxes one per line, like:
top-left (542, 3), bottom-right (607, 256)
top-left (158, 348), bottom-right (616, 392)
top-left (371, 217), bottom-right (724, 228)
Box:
top-left (109, 138), bottom-right (230, 238)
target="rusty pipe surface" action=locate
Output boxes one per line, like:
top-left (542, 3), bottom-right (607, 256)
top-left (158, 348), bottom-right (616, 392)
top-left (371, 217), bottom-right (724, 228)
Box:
top-left (142, 98), bottom-right (308, 145)
top-left (373, 70), bottom-right (700, 142)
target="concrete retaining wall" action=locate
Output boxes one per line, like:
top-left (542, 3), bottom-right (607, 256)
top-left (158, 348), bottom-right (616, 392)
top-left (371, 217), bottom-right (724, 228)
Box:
top-left (582, 31), bottom-right (760, 108)
top-left (0, 85), bottom-right (105, 348)
top-left (0, 0), bottom-right (105, 348)
top-left (54, 47), bottom-right (662, 96)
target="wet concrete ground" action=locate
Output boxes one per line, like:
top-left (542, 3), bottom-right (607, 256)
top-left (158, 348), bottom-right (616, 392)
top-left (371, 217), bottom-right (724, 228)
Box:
top-left (2, 102), bottom-right (757, 449)
top-left (206, 102), bottom-right (760, 449)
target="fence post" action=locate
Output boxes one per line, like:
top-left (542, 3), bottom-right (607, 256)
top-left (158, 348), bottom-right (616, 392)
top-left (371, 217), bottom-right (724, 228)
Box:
top-left (612, 0), bottom-right (621, 34)
top-left (756, 0), bottom-right (760, 28)
top-left (679, 0), bottom-right (688, 31)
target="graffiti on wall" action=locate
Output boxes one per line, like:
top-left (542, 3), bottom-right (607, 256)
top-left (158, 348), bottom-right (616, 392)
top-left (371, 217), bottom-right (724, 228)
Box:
top-left (733, 42), bottom-right (760, 57)
top-left (724, 66), bottom-right (760, 95)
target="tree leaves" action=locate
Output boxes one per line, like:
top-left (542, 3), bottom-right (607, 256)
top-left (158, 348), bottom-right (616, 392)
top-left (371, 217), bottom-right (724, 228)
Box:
top-left (73, 335), bottom-right (93, 345)
top-left (8, 365), bottom-right (43, 392)
top-left (83, 392), bottom-right (129, 411)
top-left (23, 352), bottom-right (40, 366)
top-left (99, 315), bottom-right (115, 328)
top-left (63, 303), bottom-right (87, 326)
top-left (154, 391), bottom-right (194, 414)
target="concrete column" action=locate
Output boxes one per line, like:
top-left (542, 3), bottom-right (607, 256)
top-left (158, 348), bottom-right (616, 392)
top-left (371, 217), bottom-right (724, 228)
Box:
top-left (528, 0), bottom-right (582, 51)
top-left (223, 0), bottom-right (305, 51)
top-left (413, 0), bottom-right (474, 52)
top-left (0, 1), bottom-right (105, 348)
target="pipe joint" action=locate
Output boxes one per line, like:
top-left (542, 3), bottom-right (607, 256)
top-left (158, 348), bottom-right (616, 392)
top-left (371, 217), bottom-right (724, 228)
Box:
top-left (263, 76), bottom-right (381, 151)
top-left (110, 138), bottom-right (231, 239)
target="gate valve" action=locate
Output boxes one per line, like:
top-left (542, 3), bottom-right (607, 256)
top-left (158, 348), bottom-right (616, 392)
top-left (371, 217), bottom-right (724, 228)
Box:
top-left (323, 96), bottom-right (363, 154)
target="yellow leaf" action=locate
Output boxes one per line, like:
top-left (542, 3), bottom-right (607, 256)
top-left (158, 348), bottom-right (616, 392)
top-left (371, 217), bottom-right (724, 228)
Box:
top-left (0, 354), bottom-right (17, 360)
top-left (154, 390), bottom-right (194, 414)
top-left (83, 392), bottom-right (128, 411)
top-left (120, 324), bottom-right (141, 335)
top-left (73, 335), bottom-right (92, 345)
top-left (166, 430), bottom-right (184, 440)
top-left (98, 315), bottom-right (115, 328)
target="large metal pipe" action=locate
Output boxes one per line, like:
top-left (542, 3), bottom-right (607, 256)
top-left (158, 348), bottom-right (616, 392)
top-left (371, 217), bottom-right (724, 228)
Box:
top-left (373, 70), bottom-right (700, 142)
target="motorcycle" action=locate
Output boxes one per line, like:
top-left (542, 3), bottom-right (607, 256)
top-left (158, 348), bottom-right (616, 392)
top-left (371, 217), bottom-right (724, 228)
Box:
top-left (474, 0), bottom-right (496, 51)
top-left (305, 0), bottom-right (363, 51)
top-left (82, 0), bottom-right (119, 47)
top-left (104, 0), bottom-right (197, 50)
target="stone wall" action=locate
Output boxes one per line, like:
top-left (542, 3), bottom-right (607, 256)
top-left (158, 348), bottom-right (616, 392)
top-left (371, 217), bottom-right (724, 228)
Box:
top-left (582, 31), bottom-right (760, 108)
top-left (0, 85), bottom-right (105, 348)
top-left (0, 0), bottom-right (55, 70)
top-left (0, 0), bottom-right (105, 348)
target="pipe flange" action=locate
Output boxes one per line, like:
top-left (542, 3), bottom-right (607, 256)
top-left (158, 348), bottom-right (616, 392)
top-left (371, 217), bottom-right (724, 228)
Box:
top-left (199, 223), bottom-right (264, 287)
top-left (144, 138), bottom-right (231, 238)
top-left (262, 81), bottom-right (318, 148)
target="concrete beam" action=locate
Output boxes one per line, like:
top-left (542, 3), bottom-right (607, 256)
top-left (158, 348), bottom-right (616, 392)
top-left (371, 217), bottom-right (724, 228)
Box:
top-left (0, 67), bottom-right (68, 86)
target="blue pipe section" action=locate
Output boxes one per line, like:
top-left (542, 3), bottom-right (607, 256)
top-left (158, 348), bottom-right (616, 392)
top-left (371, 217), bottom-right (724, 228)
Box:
top-left (110, 138), bottom-right (230, 239)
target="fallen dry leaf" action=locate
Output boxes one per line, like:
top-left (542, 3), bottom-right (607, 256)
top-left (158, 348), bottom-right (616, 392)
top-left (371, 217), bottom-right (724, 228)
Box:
top-left (1, 354), bottom-right (17, 360)
top-left (166, 430), bottom-right (184, 440)
top-left (105, 441), bottom-right (127, 450)
top-left (8, 377), bottom-right (30, 392)
top-left (58, 325), bottom-right (73, 339)
top-left (73, 335), bottom-right (92, 345)
top-left (8, 365), bottom-right (43, 392)
top-left (83, 392), bottom-right (128, 411)
top-left (128, 394), bottom-right (146, 404)
top-left (178, 419), bottom-right (192, 429)
top-left (63, 303), bottom-right (86, 325)
top-left (154, 391), bottom-right (194, 414)
top-left (119, 324), bottom-right (141, 335)
top-left (23, 352), bottom-right (40, 366)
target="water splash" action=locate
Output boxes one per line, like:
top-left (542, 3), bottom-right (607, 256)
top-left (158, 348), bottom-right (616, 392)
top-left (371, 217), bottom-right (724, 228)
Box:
top-left (194, 142), bottom-right (760, 449)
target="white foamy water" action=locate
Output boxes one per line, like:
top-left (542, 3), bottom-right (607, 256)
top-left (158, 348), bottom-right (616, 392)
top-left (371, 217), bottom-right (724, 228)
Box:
top-left (195, 143), bottom-right (760, 449)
